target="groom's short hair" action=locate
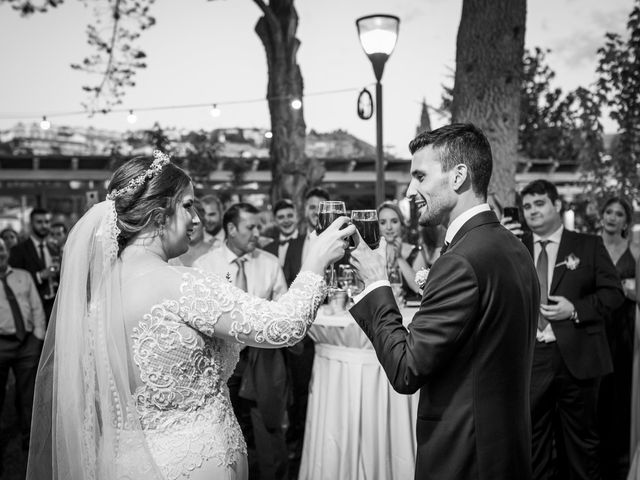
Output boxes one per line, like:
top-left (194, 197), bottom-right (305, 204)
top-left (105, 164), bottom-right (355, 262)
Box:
top-left (409, 123), bottom-right (492, 198)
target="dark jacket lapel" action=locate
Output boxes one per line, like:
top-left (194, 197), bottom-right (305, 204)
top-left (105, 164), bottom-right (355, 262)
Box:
top-left (448, 210), bottom-right (500, 251)
top-left (550, 229), bottom-right (574, 294)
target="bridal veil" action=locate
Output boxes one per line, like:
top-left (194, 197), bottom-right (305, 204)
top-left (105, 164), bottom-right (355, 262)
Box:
top-left (26, 200), bottom-right (163, 479)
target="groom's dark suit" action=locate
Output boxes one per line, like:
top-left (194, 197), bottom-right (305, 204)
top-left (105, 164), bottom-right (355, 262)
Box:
top-left (350, 210), bottom-right (539, 480)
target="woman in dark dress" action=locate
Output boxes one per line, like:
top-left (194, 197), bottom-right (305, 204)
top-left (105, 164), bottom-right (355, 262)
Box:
top-left (598, 197), bottom-right (637, 480)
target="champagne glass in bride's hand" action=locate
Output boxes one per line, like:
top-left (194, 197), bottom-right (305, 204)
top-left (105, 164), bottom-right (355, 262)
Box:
top-left (351, 210), bottom-right (380, 249)
top-left (317, 201), bottom-right (347, 288)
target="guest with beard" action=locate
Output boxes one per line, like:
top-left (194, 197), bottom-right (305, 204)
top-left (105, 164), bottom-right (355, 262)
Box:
top-left (349, 123), bottom-right (539, 480)
top-left (9, 208), bottom-right (58, 320)
top-left (201, 194), bottom-right (225, 249)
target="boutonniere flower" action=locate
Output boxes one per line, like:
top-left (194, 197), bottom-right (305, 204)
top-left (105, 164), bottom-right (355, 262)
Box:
top-left (555, 253), bottom-right (580, 270)
top-left (414, 268), bottom-right (430, 290)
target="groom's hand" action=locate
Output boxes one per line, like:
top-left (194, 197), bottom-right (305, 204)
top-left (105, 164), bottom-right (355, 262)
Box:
top-left (348, 230), bottom-right (387, 288)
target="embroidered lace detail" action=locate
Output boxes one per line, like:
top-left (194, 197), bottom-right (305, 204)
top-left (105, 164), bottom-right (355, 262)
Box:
top-left (131, 269), bottom-right (325, 479)
top-left (132, 304), bottom-right (243, 479)
top-left (102, 199), bottom-right (121, 264)
top-left (180, 270), bottom-right (326, 345)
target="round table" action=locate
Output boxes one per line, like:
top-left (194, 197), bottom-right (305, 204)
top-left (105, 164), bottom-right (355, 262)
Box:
top-left (298, 305), bottom-right (419, 480)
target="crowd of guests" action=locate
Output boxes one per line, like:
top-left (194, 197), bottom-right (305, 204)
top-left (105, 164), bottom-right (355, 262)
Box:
top-left (0, 177), bottom-right (638, 479)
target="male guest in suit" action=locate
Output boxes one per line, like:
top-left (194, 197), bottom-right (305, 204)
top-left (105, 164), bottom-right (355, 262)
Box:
top-left (264, 198), bottom-right (309, 464)
top-left (0, 238), bottom-right (46, 463)
top-left (9, 208), bottom-right (58, 320)
top-left (348, 123), bottom-right (540, 480)
top-left (264, 199), bottom-right (305, 286)
top-left (516, 179), bottom-right (624, 480)
top-left (301, 187), bottom-right (330, 262)
top-left (195, 202), bottom-right (289, 480)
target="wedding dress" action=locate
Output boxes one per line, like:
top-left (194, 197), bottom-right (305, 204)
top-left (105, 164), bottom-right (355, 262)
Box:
top-left (26, 201), bottom-right (326, 480)
top-left (123, 266), bottom-right (325, 480)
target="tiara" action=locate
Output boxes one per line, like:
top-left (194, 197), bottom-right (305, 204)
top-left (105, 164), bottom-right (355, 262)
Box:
top-left (106, 150), bottom-right (171, 201)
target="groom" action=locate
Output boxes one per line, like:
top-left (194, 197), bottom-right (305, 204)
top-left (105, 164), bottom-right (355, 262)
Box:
top-left (349, 123), bottom-right (539, 480)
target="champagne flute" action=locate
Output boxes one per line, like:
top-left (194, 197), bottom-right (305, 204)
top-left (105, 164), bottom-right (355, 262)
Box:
top-left (388, 265), bottom-right (405, 306)
top-left (316, 201), bottom-right (347, 289)
top-left (351, 210), bottom-right (380, 249)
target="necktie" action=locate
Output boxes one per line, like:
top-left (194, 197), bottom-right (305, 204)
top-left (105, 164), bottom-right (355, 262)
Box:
top-left (1, 274), bottom-right (26, 342)
top-left (38, 242), bottom-right (46, 266)
top-left (233, 257), bottom-right (248, 292)
top-left (537, 240), bottom-right (550, 331)
top-left (440, 242), bottom-right (450, 255)
top-left (279, 238), bottom-right (291, 246)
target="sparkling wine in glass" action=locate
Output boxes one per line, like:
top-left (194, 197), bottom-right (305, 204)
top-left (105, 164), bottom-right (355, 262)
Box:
top-left (351, 209), bottom-right (380, 249)
top-left (317, 201), bottom-right (346, 288)
top-left (316, 201), bottom-right (346, 235)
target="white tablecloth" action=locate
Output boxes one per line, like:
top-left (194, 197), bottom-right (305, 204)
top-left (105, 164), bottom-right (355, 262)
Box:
top-left (298, 306), bottom-right (419, 480)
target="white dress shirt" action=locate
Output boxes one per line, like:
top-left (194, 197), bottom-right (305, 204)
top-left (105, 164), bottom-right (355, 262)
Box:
top-left (354, 203), bottom-right (491, 304)
top-left (194, 244), bottom-right (287, 301)
top-left (0, 267), bottom-right (46, 339)
top-left (202, 230), bottom-right (226, 250)
top-left (533, 225), bottom-right (564, 342)
top-left (277, 230), bottom-right (299, 267)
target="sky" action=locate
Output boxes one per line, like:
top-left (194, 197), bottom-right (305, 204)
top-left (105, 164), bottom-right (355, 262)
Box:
top-left (0, 0), bottom-right (633, 159)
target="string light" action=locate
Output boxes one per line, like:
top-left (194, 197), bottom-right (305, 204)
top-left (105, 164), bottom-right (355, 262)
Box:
top-left (0, 86), bottom-right (368, 125)
top-left (264, 131), bottom-right (273, 139)
top-left (127, 110), bottom-right (137, 124)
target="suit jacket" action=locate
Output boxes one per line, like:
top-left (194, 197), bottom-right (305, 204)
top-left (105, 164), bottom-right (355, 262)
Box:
top-left (350, 211), bottom-right (539, 480)
top-left (9, 239), bottom-right (55, 308)
top-left (523, 229), bottom-right (623, 379)
top-left (263, 235), bottom-right (305, 288)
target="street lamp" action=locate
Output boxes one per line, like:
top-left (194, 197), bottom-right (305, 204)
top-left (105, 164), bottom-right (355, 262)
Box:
top-left (356, 14), bottom-right (400, 207)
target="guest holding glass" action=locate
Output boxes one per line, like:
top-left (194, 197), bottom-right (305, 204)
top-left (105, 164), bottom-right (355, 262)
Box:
top-left (597, 197), bottom-right (637, 480)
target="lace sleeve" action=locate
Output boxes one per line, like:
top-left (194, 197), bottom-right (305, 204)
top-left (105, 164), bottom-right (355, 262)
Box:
top-left (178, 270), bottom-right (326, 347)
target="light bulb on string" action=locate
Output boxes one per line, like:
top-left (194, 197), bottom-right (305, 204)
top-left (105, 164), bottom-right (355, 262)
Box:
top-left (210, 104), bottom-right (221, 118)
top-left (291, 98), bottom-right (302, 110)
top-left (264, 131), bottom-right (273, 139)
top-left (127, 110), bottom-right (137, 124)
top-left (40, 116), bottom-right (51, 130)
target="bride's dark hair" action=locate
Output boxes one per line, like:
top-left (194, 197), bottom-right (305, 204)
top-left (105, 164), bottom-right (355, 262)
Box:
top-left (107, 155), bottom-right (191, 253)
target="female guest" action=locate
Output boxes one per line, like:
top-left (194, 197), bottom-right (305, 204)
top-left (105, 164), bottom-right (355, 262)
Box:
top-left (377, 201), bottom-right (435, 298)
top-left (629, 256), bottom-right (640, 480)
top-left (597, 197), bottom-right (637, 480)
top-left (26, 151), bottom-right (354, 480)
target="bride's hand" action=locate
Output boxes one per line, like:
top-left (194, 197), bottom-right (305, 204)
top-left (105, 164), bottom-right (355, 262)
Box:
top-left (301, 217), bottom-right (356, 276)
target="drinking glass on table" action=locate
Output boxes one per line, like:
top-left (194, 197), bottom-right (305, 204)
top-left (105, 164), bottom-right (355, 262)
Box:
top-left (316, 200), bottom-right (347, 288)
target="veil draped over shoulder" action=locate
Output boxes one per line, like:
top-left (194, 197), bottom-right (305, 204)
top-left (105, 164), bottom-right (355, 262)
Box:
top-left (27, 200), bottom-right (163, 479)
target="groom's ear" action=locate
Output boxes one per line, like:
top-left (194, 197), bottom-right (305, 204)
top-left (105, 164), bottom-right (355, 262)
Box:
top-left (451, 164), bottom-right (470, 192)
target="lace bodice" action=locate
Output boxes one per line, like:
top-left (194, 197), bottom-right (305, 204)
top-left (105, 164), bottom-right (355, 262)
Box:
top-left (129, 269), bottom-right (325, 479)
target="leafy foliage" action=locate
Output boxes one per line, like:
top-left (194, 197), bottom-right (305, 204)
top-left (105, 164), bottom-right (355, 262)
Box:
top-left (586, 0), bottom-right (640, 203)
top-left (2, 0), bottom-right (156, 112)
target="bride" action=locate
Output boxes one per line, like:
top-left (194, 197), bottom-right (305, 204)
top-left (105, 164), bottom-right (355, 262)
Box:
top-left (26, 151), bottom-right (354, 480)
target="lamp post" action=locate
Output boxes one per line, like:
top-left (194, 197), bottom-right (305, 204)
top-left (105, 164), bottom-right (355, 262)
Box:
top-left (356, 14), bottom-right (400, 207)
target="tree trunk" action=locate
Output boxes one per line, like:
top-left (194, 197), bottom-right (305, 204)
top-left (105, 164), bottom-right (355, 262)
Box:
top-left (255, 0), bottom-right (317, 214)
top-left (451, 0), bottom-right (526, 205)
